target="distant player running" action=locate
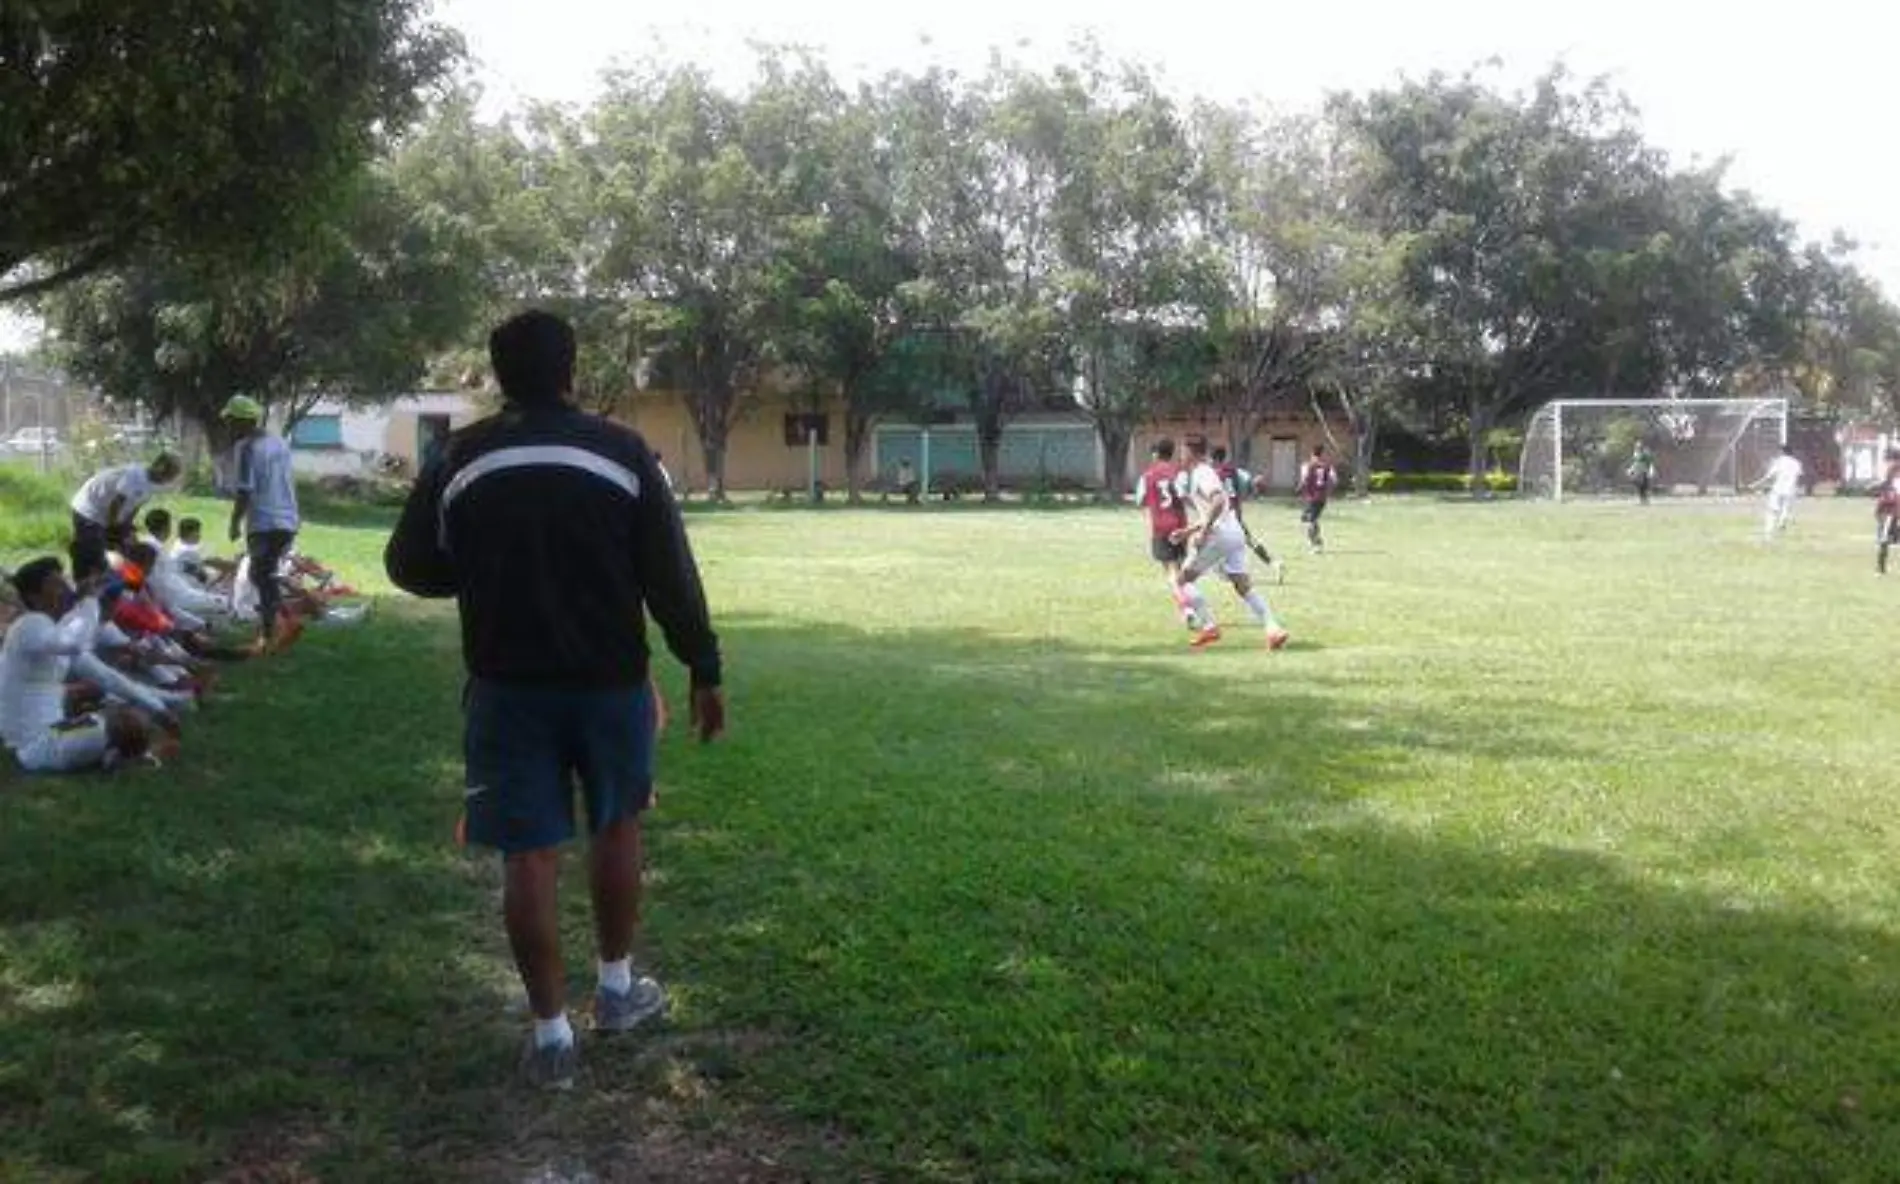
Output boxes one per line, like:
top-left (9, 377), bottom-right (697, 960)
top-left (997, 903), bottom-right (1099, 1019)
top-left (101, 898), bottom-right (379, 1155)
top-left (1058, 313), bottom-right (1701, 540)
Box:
top-left (1297, 445), bottom-right (1339, 553)
top-left (1751, 445), bottom-right (1804, 540)
top-left (1173, 436), bottom-right (1289, 651)
top-left (1135, 438), bottom-right (1205, 635)
top-left (1876, 449), bottom-right (1900, 575)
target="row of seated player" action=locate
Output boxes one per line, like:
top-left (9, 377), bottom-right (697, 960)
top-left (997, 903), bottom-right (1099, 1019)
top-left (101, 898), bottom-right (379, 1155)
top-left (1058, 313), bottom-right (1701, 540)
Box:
top-left (0, 509), bottom-right (367, 776)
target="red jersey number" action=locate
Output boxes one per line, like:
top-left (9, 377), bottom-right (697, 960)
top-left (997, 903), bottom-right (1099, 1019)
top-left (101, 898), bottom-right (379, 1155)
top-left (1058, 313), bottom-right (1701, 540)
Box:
top-left (1140, 462), bottom-right (1187, 537)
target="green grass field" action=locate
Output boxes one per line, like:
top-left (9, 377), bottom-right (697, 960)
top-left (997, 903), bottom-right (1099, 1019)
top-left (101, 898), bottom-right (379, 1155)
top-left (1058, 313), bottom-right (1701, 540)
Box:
top-left (5, 491), bottom-right (1900, 1181)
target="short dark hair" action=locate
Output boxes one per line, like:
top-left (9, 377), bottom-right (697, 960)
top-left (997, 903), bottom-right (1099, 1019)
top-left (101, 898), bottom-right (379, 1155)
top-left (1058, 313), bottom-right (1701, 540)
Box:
top-left (145, 508), bottom-right (172, 538)
top-left (178, 517), bottom-right (202, 539)
top-left (124, 542), bottom-right (161, 573)
top-left (489, 310), bottom-right (576, 405)
top-left (11, 556), bottom-right (63, 604)
top-left (1185, 434), bottom-right (1211, 458)
top-left (1153, 437), bottom-right (1176, 461)
top-left (1312, 443), bottom-right (1327, 457)
top-left (1211, 446), bottom-right (1229, 463)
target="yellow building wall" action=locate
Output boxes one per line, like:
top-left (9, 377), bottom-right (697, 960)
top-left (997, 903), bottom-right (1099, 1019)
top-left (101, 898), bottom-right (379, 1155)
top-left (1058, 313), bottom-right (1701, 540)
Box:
top-left (605, 390), bottom-right (1353, 493)
top-left (612, 390), bottom-right (857, 492)
top-left (382, 406), bottom-right (486, 464)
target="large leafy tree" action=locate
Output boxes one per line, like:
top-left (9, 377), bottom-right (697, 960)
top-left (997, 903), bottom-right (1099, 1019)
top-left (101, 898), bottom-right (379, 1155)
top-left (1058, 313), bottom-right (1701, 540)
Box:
top-left (1049, 51), bottom-right (1214, 496)
top-left (1185, 105), bottom-right (1350, 465)
top-left (1, 0), bottom-right (460, 302)
top-left (1335, 67), bottom-right (1679, 481)
top-left (42, 170), bottom-right (486, 438)
top-left (771, 77), bottom-right (922, 501)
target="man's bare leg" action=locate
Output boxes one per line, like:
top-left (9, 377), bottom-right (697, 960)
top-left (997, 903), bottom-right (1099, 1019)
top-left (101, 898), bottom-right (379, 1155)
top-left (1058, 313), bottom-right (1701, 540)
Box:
top-left (504, 848), bottom-right (566, 1021)
top-left (589, 813), bottom-right (668, 1031)
top-left (590, 815), bottom-right (643, 963)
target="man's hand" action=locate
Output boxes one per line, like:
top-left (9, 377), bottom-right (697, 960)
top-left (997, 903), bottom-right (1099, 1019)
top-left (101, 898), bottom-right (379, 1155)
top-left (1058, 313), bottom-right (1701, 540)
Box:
top-left (689, 684), bottom-right (725, 744)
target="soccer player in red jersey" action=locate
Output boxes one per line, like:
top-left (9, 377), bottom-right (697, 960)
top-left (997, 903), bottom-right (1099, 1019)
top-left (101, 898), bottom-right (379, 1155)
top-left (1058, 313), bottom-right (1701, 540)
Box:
top-left (1136, 438), bottom-right (1210, 634)
top-left (1297, 444), bottom-right (1339, 554)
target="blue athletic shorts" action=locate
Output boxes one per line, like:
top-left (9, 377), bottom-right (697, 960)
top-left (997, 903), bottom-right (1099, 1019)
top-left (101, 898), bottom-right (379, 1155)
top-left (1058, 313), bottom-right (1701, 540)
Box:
top-left (462, 679), bottom-right (656, 855)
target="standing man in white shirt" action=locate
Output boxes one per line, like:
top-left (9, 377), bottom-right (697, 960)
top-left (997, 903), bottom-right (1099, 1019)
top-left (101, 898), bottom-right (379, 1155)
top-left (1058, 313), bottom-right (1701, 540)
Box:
top-left (219, 395), bottom-right (302, 653)
top-left (1752, 444), bottom-right (1805, 541)
top-left (0, 558), bottom-right (163, 773)
top-left (1172, 435), bottom-right (1291, 651)
top-left (68, 454), bottom-right (181, 581)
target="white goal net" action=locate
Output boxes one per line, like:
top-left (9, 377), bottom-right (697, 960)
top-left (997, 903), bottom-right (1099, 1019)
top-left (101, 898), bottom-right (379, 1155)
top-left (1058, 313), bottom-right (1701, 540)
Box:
top-left (1518, 398), bottom-right (1790, 501)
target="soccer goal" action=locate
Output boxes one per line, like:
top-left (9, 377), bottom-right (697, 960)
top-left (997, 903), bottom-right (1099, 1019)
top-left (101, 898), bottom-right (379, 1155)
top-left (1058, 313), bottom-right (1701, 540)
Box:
top-left (1518, 398), bottom-right (1791, 501)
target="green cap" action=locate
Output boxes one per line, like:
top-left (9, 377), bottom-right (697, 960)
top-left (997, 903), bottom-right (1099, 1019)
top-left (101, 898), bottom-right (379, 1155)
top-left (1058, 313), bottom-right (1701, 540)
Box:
top-left (219, 395), bottom-right (264, 422)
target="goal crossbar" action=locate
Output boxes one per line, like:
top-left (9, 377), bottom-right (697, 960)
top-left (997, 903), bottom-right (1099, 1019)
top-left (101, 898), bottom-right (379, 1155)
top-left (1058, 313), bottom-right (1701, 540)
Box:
top-left (1521, 397), bottom-right (1790, 502)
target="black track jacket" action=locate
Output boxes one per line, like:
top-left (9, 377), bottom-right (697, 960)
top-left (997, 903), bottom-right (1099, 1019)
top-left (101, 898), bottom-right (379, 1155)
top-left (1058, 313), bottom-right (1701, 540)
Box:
top-left (384, 401), bottom-right (721, 690)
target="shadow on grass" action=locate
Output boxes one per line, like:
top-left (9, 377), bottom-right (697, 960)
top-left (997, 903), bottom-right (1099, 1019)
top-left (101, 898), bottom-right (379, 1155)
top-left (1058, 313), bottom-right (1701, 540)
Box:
top-left (648, 614), bottom-right (1900, 1181)
top-left (4, 607), bottom-right (1900, 1180)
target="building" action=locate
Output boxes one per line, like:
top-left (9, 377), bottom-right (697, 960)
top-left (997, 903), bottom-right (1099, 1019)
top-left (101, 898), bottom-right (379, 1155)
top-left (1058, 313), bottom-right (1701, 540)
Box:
top-left (614, 387), bottom-right (1350, 495)
top-left (286, 393), bottom-right (483, 478)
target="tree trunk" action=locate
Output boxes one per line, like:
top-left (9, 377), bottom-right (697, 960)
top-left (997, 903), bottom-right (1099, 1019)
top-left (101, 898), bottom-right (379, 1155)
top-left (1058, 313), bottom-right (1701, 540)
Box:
top-left (977, 412), bottom-right (1003, 502)
top-left (1354, 410), bottom-right (1379, 497)
top-left (1097, 422), bottom-right (1132, 499)
top-left (1467, 401), bottom-right (1497, 496)
top-left (844, 409), bottom-right (872, 504)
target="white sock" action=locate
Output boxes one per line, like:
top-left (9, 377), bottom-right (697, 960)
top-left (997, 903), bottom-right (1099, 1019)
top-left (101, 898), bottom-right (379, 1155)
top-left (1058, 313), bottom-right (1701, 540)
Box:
top-left (1243, 590), bottom-right (1275, 628)
top-left (1186, 584), bottom-right (1214, 627)
top-left (533, 1012), bottom-right (574, 1049)
top-left (599, 957), bottom-right (632, 995)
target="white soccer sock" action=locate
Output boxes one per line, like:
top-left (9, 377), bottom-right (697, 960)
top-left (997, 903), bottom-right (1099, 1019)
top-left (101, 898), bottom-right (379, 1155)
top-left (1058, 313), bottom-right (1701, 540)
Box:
top-left (1243, 590), bottom-right (1276, 629)
top-left (1186, 584), bottom-right (1214, 627)
top-left (533, 1012), bottom-right (574, 1049)
top-left (599, 957), bottom-right (632, 995)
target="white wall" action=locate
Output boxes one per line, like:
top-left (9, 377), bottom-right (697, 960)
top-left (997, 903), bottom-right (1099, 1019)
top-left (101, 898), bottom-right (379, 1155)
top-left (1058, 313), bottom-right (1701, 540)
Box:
top-left (288, 393), bottom-right (477, 477)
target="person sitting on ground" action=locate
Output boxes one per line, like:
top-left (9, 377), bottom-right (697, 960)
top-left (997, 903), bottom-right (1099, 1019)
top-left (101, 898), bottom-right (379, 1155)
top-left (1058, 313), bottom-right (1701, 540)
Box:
top-left (68, 454), bottom-right (182, 581)
top-left (0, 559), bottom-right (170, 773)
top-left (116, 544), bottom-right (254, 665)
top-left (170, 517), bottom-right (235, 585)
top-left (130, 535), bottom-right (235, 629)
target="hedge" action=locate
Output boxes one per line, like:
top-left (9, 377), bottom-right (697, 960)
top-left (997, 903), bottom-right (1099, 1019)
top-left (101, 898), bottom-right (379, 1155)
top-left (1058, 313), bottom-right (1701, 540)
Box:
top-left (1367, 470), bottom-right (1520, 494)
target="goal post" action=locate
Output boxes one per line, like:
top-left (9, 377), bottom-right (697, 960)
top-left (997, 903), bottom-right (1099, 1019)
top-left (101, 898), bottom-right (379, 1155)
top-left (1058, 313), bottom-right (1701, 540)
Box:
top-left (1519, 397), bottom-right (1791, 502)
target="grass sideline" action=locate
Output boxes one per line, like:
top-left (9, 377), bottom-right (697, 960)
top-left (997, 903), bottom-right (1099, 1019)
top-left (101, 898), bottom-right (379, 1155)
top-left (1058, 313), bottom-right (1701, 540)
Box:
top-left (4, 494), bottom-right (1900, 1179)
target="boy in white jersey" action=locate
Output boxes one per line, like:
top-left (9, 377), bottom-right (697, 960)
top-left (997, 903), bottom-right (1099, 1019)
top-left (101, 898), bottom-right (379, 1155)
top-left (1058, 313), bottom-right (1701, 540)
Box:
top-left (0, 558), bottom-right (165, 773)
top-left (1171, 436), bottom-right (1291, 651)
top-left (1752, 445), bottom-right (1805, 540)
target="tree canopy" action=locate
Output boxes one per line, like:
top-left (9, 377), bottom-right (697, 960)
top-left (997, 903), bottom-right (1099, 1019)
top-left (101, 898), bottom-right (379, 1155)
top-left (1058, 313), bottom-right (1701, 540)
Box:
top-left (43, 43), bottom-right (1900, 493)
top-left (1, 0), bottom-right (461, 302)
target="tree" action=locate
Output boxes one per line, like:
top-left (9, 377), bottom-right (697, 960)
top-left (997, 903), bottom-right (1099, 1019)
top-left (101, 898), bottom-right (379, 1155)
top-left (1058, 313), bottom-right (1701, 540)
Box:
top-left (43, 170), bottom-right (485, 439)
top-left (2, 0), bottom-right (461, 302)
top-left (585, 58), bottom-right (818, 499)
top-left (1185, 104), bottom-right (1348, 465)
top-left (1335, 66), bottom-right (1678, 482)
top-left (1049, 50), bottom-right (1213, 497)
top-left (767, 76), bottom-right (921, 501)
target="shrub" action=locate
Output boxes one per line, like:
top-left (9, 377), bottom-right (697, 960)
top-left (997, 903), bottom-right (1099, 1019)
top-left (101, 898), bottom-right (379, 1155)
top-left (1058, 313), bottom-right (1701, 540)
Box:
top-left (1367, 470), bottom-right (1520, 494)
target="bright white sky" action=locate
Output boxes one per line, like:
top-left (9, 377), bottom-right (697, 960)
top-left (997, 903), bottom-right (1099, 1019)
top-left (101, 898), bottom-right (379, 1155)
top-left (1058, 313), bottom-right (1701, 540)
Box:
top-left (4, 0), bottom-right (1888, 353)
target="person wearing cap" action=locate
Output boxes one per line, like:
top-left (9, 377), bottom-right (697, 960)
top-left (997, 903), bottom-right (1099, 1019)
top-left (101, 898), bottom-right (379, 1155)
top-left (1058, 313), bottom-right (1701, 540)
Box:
top-left (68, 453), bottom-right (182, 581)
top-left (385, 309), bottom-right (726, 1090)
top-left (218, 395), bottom-right (301, 653)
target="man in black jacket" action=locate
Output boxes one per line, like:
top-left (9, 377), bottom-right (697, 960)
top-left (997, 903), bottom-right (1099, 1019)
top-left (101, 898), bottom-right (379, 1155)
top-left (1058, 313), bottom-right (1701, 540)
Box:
top-left (386, 310), bottom-right (725, 1089)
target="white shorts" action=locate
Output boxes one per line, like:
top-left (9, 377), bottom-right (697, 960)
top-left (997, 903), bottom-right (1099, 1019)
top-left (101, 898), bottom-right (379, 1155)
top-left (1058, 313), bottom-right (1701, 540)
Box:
top-left (1185, 527), bottom-right (1249, 580)
top-left (12, 717), bottom-right (111, 773)
top-left (1767, 492), bottom-right (1795, 516)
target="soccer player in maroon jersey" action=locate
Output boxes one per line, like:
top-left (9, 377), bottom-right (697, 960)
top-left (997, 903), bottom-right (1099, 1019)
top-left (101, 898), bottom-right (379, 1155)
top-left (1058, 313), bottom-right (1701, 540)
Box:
top-left (1297, 444), bottom-right (1339, 553)
top-left (1136, 438), bottom-right (1210, 634)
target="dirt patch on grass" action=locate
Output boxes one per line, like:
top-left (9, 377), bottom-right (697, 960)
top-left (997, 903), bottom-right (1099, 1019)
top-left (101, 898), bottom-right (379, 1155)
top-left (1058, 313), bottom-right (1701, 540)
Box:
top-left (450, 1029), bottom-right (869, 1184)
top-left (206, 1123), bottom-right (331, 1184)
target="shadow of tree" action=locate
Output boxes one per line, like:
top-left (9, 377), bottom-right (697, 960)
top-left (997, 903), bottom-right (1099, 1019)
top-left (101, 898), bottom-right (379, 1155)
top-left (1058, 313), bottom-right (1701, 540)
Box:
top-left (2, 605), bottom-right (1898, 1181)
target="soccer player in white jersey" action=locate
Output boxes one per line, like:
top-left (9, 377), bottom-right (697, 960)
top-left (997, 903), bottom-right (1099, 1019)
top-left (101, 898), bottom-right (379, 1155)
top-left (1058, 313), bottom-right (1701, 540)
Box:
top-left (1172, 436), bottom-right (1290, 651)
top-left (1752, 445), bottom-right (1805, 540)
top-left (0, 558), bottom-right (165, 773)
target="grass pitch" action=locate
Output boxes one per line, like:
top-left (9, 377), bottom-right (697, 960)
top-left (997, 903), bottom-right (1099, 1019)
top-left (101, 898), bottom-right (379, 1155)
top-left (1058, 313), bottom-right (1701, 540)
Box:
top-left (4, 492), bottom-right (1899, 1181)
